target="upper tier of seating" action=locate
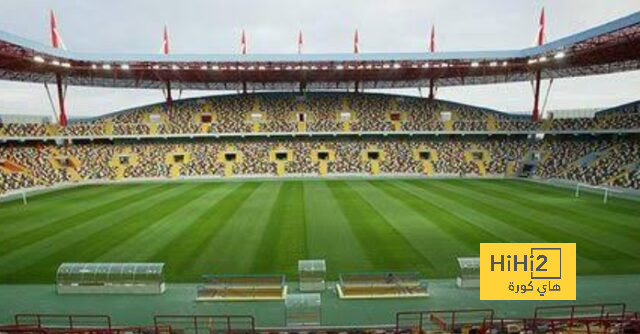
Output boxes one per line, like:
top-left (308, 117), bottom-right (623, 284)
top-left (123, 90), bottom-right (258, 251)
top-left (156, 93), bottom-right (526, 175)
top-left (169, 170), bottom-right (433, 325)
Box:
top-left (1, 92), bottom-right (638, 137)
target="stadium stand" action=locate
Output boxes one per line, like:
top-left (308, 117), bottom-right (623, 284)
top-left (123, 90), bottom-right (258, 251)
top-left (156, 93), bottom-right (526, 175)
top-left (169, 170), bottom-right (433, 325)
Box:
top-left (1, 93), bottom-right (640, 196)
top-left (1, 93), bottom-right (639, 139)
top-left (549, 100), bottom-right (640, 131)
top-left (0, 6), bottom-right (639, 332)
top-left (1, 132), bottom-right (639, 195)
top-left (0, 93), bottom-right (636, 139)
top-left (537, 135), bottom-right (640, 187)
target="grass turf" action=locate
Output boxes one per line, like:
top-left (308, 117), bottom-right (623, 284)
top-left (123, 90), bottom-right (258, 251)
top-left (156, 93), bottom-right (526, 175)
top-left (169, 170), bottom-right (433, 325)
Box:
top-left (0, 178), bottom-right (638, 283)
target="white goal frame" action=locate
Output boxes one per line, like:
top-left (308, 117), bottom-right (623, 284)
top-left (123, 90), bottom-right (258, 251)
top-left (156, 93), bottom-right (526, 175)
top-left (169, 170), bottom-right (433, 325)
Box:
top-left (574, 183), bottom-right (617, 203)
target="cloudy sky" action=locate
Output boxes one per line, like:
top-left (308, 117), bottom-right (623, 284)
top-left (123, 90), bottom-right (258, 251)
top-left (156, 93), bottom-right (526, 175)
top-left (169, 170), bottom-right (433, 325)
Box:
top-left (0, 0), bottom-right (638, 118)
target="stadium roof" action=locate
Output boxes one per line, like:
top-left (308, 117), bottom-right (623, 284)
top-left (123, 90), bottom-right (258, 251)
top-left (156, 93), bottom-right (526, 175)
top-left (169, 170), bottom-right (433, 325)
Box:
top-left (0, 11), bottom-right (639, 91)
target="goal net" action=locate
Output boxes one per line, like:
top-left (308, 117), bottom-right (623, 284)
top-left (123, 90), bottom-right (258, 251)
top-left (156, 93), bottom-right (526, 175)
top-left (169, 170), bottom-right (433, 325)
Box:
top-left (574, 183), bottom-right (619, 203)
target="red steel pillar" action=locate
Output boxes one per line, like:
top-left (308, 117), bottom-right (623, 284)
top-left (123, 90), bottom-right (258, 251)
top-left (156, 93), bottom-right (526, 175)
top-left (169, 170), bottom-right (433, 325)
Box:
top-left (55, 74), bottom-right (67, 126)
top-left (532, 70), bottom-right (542, 121)
top-left (428, 78), bottom-right (435, 101)
top-left (428, 25), bottom-right (436, 101)
top-left (162, 27), bottom-right (172, 107)
top-left (51, 10), bottom-right (68, 126)
top-left (532, 8), bottom-right (545, 121)
top-left (165, 81), bottom-right (173, 105)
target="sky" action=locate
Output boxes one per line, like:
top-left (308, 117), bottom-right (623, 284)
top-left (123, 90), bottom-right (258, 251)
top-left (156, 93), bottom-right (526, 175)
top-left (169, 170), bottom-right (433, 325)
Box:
top-left (0, 0), bottom-right (638, 118)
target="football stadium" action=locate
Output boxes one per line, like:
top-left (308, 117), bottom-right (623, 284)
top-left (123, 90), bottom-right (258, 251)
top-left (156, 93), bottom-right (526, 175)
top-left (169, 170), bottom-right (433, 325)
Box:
top-left (0, 1), bottom-right (640, 333)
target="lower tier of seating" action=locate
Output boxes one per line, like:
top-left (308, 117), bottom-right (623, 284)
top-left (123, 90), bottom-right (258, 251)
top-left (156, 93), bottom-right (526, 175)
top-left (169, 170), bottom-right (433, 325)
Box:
top-left (1, 134), bottom-right (639, 195)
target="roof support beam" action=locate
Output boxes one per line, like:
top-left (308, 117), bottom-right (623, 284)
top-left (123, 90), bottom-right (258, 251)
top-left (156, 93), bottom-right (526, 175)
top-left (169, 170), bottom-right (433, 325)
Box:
top-left (532, 70), bottom-right (542, 121)
top-left (55, 73), bottom-right (67, 126)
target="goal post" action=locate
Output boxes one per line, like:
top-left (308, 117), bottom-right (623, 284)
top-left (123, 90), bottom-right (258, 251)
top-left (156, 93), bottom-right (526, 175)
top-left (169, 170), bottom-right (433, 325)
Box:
top-left (574, 183), bottom-right (617, 203)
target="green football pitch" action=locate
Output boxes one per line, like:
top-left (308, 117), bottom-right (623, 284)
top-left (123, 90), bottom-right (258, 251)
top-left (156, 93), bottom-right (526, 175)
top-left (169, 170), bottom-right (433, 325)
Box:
top-left (0, 178), bottom-right (638, 284)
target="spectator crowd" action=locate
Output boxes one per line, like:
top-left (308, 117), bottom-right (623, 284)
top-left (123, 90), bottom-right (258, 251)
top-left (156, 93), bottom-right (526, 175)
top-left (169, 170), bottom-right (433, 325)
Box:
top-left (1, 92), bottom-right (638, 138)
top-left (1, 134), bottom-right (639, 195)
top-left (1, 93), bottom-right (639, 195)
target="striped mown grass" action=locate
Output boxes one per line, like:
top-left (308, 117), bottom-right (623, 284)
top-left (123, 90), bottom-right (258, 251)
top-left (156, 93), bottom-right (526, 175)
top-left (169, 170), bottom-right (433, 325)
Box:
top-left (0, 179), bottom-right (638, 283)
